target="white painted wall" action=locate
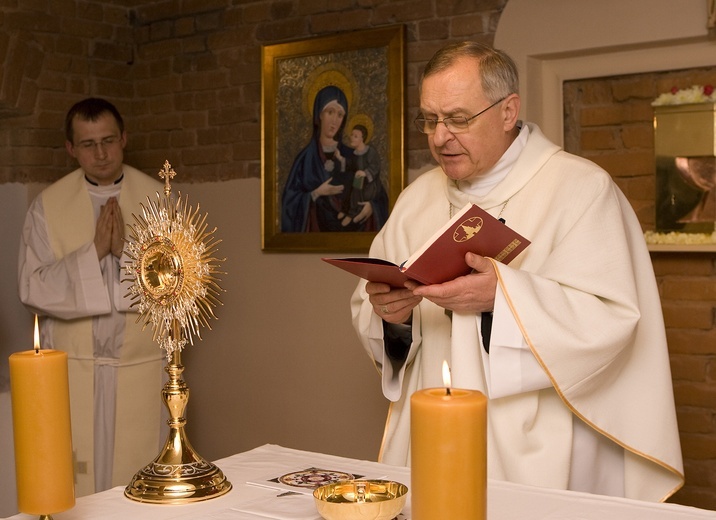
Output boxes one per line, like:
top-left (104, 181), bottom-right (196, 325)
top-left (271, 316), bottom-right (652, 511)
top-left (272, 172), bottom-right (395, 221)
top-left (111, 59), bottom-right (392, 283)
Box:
top-left (495, 0), bottom-right (714, 144)
top-left (0, 183), bottom-right (32, 517)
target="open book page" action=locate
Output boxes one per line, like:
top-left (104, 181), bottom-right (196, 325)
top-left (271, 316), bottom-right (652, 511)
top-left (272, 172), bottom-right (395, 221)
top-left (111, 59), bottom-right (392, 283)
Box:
top-left (322, 257), bottom-right (410, 288)
top-left (322, 203), bottom-right (530, 286)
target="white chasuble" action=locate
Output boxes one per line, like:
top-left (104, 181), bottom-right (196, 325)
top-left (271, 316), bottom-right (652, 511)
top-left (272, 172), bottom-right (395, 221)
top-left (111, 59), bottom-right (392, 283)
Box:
top-left (30, 166), bottom-right (163, 496)
top-left (351, 123), bottom-right (683, 502)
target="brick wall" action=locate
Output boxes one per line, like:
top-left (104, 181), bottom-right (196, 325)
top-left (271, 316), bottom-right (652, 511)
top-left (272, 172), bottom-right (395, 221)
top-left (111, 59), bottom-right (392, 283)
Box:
top-left (2, 0), bottom-right (714, 510)
top-left (0, 2), bottom-right (135, 183)
top-left (564, 70), bottom-right (716, 509)
top-left (0, 0), bottom-right (504, 184)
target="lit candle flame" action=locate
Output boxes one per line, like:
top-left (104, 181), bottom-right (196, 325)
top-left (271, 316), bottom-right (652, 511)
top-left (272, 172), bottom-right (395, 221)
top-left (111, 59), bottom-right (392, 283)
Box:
top-left (442, 360), bottom-right (452, 396)
top-left (33, 315), bottom-right (40, 352)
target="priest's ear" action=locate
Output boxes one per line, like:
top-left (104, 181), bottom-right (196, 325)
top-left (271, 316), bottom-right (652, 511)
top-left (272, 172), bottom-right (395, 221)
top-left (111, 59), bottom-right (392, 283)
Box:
top-left (500, 93), bottom-right (521, 131)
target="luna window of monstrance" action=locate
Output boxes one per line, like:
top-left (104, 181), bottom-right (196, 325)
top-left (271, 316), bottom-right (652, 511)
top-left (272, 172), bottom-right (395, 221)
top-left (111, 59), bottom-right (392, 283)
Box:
top-left (122, 160), bottom-right (231, 503)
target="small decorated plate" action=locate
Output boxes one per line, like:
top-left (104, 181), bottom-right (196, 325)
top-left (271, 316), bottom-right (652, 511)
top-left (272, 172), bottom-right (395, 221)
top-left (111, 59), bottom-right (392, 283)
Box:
top-left (278, 468), bottom-right (357, 489)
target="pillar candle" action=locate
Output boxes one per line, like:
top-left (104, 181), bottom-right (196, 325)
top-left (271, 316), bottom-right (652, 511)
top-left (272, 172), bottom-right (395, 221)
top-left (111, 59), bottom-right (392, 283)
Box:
top-left (9, 328), bottom-right (75, 515)
top-left (410, 363), bottom-right (487, 520)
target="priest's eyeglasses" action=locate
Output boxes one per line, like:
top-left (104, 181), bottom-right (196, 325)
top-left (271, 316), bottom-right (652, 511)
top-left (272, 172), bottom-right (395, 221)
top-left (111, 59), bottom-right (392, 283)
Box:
top-left (414, 97), bottom-right (506, 135)
top-left (76, 136), bottom-right (120, 151)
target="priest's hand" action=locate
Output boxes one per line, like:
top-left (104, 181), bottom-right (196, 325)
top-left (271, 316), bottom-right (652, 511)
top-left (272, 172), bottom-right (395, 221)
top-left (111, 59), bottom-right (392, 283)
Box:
top-left (411, 252), bottom-right (497, 314)
top-left (367, 281), bottom-right (422, 324)
top-left (109, 198), bottom-right (125, 258)
top-left (94, 197), bottom-right (125, 260)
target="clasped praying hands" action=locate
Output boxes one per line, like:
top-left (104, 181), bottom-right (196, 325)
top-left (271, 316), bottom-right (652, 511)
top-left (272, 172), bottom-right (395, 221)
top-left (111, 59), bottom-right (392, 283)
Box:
top-left (94, 196), bottom-right (125, 260)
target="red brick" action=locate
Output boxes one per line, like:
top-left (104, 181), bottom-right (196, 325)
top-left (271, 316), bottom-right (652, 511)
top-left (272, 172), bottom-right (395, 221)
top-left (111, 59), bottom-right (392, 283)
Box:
top-left (662, 278), bottom-right (716, 301)
top-left (182, 70), bottom-right (229, 92)
top-left (671, 354), bottom-right (709, 382)
top-left (170, 130), bottom-right (197, 148)
top-left (680, 432), bottom-right (716, 459)
top-left (611, 76), bottom-right (658, 102)
top-left (451, 14), bottom-right (488, 36)
top-left (242, 2), bottom-right (272, 24)
top-left (134, 1), bottom-right (182, 25)
top-left (311, 10), bottom-right (373, 33)
top-left (620, 124), bottom-right (653, 149)
top-left (708, 360), bottom-right (716, 382)
top-left (666, 329), bottom-right (716, 355)
top-left (676, 408), bottom-right (714, 433)
top-left (254, 19), bottom-right (308, 42)
top-left (580, 128), bottom-right (617, 151)
top-left (149, 20), bottom-right (173, 41)
top-left (372, 0), bottom-right (433, 24)
top-left (175, 17), bottom-right (196, 37)
top-left (417, 20), bottom-right (449, 41)
top-left (652, 257), bottom-right (714, 276)
top-left (587, 150), bottom-right (654, 177)
top-left (663, 302), bottom-right (714, 329)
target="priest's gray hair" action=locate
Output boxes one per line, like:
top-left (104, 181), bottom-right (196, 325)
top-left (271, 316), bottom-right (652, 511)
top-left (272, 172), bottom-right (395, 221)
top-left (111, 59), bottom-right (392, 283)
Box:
top-left (420, 41), bottom-right (519, 103)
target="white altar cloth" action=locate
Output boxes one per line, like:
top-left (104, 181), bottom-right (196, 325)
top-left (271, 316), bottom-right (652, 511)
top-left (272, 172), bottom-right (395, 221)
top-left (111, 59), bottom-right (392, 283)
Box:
top-left (3, 444), bottom-right (715, 519)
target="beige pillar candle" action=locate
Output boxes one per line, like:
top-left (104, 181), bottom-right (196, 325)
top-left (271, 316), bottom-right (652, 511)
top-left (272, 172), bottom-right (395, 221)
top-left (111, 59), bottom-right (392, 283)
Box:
top-left (410, 361), bottom-right (487, 519)
top-left (9, 316), bottom-right (74, 515)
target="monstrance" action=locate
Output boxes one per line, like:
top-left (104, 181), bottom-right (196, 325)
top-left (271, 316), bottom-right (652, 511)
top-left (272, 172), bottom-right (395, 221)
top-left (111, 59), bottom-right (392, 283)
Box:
top-left (123, 160), bottom-right (232, 503)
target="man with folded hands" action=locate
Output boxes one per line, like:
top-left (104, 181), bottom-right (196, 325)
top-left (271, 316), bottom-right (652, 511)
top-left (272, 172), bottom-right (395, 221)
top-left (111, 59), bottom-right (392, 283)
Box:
top-left (17, 98), bottom-right (164, 496)
top-left (350, 41), bottom-right (683, 502)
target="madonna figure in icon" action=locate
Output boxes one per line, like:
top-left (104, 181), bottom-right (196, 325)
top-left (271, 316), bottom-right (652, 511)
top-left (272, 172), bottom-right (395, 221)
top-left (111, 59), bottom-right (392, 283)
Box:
top-left (281, 85), bottom-right (387, 232)
top-left (281, 85), bottom-right (352, 232)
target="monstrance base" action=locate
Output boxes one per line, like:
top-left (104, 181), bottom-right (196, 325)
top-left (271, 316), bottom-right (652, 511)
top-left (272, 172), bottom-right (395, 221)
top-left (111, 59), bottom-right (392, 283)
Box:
top-left (124, 458), bottom-right (232, 504)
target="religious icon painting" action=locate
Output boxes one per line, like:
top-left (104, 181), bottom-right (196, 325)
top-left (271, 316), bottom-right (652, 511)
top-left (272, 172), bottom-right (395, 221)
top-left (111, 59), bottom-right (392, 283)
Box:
top-left (261, 25), bottom-right (406, 252)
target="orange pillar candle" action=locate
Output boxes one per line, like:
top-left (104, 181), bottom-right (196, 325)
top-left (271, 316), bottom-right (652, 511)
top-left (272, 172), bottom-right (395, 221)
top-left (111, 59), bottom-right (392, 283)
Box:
top-left (9, 317), bottom-right (75, 516)
top-left (410, 361), bottom-right (487, 520)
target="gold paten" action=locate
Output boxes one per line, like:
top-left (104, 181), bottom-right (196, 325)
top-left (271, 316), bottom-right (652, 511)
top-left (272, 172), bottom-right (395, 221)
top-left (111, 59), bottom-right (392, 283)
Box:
top-left (313, 480), bottom-right (408, 520)
top-left (123, 161), bottom-right (231, 504)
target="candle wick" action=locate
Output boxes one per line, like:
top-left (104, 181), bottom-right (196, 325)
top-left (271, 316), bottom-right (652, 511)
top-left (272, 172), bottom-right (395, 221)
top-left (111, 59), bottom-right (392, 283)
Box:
top-left (34, 346), bottom-right (40, 354)
top-left (446, 387), bottom-right (451, 396)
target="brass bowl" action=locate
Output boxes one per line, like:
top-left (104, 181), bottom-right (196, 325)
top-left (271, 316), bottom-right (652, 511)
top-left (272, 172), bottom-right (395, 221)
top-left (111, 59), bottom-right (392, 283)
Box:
top-left (313, 479), bottom-right (408, 520)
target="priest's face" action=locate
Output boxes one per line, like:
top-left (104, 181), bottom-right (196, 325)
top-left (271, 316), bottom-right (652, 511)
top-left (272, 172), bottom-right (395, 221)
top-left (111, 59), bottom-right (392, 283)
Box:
top-left (419, 56), bottom-right (519, 182)
top-left (66, 112), bottom-right (127, 185)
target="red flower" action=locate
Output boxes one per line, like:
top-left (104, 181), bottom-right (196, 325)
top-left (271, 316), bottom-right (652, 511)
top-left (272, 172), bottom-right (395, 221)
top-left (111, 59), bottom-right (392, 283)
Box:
top-left (704, 85), bottom-right (714, 96)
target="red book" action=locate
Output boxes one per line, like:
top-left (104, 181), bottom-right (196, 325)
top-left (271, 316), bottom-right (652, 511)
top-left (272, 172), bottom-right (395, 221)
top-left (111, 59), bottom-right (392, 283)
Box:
top-left (323, 203), bottom-right (530, 287)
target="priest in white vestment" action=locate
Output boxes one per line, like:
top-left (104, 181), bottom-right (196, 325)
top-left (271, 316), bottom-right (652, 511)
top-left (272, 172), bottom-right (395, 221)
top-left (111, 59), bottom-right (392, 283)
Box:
top-left (18, 98), bottom-right (164, 496)
top-left (351, 42), bottom-right (684, 502)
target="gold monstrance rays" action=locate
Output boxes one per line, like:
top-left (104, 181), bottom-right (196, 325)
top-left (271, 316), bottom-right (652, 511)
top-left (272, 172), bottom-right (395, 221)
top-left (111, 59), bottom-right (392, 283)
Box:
top-left (124, 160), bottom-right (224, 360)
top-left (122, 161), bottom-right (231, 503)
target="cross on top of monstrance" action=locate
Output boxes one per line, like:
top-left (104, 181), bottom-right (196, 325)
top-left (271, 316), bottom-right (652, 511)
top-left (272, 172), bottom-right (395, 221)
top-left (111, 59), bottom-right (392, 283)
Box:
top-left (122, 160), bottom-right (231, 504)
top-left (158, 159), bottom-right (176, 197)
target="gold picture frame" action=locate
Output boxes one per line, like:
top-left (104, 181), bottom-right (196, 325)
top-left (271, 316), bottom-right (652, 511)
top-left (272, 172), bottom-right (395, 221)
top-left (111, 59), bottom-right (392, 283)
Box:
top-left (261, 25), bottom-right (405, 252)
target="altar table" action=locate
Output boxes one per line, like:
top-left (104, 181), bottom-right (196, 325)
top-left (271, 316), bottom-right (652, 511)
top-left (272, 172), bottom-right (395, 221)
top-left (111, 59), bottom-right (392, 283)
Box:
top-left (3, 444), bottom-right (716, 519)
